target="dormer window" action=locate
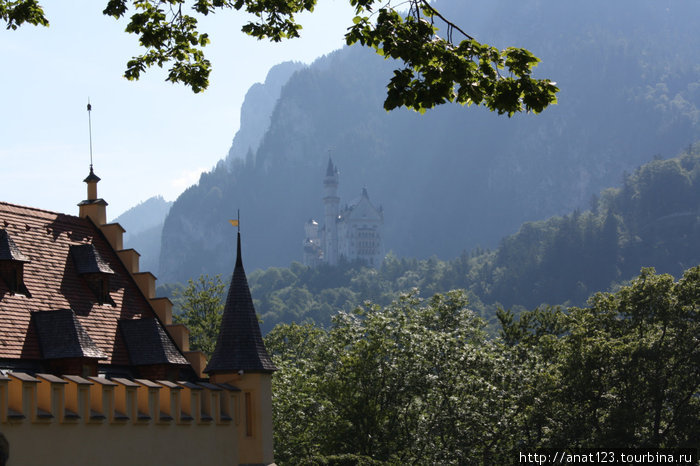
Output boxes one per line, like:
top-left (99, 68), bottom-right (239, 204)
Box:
top-left (69, 244), bottom-right (115, 305)
top-left (32, 309), bottom-right (108, 376)
top-left (118, 318), bottom-right (189, 380)
top-left (84, 272), bottom-right (112, 305)
top-left (0, 229), bottom-right (31, 297)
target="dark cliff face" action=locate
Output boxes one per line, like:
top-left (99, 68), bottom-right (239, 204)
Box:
top-left (158, 0), bottom-right (700, 284)
top-left (226, 61), bottom-right (305, 167)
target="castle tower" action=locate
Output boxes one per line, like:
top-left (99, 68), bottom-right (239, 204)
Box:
top-left (323, 158), bottom-right (340, 265)
top-left (205, 232), bottom-right (276, 465)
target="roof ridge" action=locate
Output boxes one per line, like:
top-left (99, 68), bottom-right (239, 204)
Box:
top-left (0, 201), bottom-right (76, 219)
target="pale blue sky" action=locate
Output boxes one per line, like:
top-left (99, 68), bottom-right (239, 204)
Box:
top-left (1, 0), bottom-right (355, 218)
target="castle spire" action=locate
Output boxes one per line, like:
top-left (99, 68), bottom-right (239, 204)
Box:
top-left (326, 157), bottom-right (336, 177)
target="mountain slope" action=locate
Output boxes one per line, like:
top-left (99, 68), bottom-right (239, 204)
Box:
top-left (159, 0), bottom-right (700, 283)
top-left (113, 196), bottom-right (172, 274)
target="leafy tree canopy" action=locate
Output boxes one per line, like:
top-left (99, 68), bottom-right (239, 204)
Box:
top-left (2, 0), bottom-right (558, 115)
top-left (267, 267), bottom-right (700, 463)
top-left (172, 273), bottom-right (226, 357)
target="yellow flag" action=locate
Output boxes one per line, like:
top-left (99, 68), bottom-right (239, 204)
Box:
top-left (229, 219), bottom-right (239, 227)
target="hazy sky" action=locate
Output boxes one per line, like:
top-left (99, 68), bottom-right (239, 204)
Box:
top-left (1, 0), bottom-right (355, 218)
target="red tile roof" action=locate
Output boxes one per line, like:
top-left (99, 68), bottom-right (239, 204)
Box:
top-left (0, 201), bottom-right (165, 366)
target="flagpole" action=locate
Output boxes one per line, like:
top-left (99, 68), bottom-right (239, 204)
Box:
top-left (229, 212), bottom-right (241, 233)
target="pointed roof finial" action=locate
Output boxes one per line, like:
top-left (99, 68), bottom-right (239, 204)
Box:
top-left (228, 209), bottom-right (240, 234)
top-left (235, 229), bottom-right (243, 268)
top-left (326, 156), bottom-right (336, 177)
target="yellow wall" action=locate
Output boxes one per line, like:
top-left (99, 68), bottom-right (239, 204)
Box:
top-left (0, 373), bottom-right (243, 466)
top-left (209, 372), bottom-right (274, 465)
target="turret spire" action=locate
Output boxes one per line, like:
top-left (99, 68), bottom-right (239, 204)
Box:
top-left (325, 157), bottom-right (336, 177)
top-left (205, 231), bottom-right (276, 374)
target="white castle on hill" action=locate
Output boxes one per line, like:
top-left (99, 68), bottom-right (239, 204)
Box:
top-left (304, 158), bottom-right (384, 267)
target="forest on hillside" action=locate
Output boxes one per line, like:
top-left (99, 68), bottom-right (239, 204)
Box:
top-left (241, 147), bottom-right (700, 333)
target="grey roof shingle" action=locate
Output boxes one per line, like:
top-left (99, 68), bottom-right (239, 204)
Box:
top-left (205, 233), bottom-right (276, 374)
top-left (69, 244), bottom-right (114, 275)
top-left (119, 318), bottom-right (189, 366)
top-left (32, 309), bottom-right (108, 360)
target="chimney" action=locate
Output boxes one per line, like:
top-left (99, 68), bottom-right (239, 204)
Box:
top-left (78, 166), bottom-right (108, 225)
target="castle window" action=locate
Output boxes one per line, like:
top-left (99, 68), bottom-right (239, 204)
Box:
top-left (0, 229), bottom-right (31, 297)
top-left (245, 392), bottom-right (254, 436)
top-left (32, 309), bottom-right (107, 376)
